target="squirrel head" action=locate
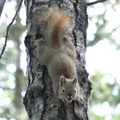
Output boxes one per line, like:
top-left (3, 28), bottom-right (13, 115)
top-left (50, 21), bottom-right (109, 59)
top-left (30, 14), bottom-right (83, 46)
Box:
top-left (58, 75), bottom-right (78, 103)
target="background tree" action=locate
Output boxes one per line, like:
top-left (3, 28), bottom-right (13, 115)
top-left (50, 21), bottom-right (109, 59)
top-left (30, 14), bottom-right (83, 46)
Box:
top-left (87, 0), bottom-right (120, 119)
top-left (0, 0), bottom-right (27, 119)
top-left (23, 0), bottom-right (91, 119)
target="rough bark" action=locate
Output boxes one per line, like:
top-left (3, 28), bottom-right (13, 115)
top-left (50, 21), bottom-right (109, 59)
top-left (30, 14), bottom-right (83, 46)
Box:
top-left (23, 0), bottom-right (92, 120)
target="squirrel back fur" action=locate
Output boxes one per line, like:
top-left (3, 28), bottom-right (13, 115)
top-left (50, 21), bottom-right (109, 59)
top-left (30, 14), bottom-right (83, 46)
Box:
top-left (38, 8), bottom-right (74, 48)
top-left (36, 8), bottom-right (76, 65)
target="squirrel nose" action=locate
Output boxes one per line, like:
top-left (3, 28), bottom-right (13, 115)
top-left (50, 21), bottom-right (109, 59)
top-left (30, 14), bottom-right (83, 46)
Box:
top-left (67, 94), bottom-right (72, 101)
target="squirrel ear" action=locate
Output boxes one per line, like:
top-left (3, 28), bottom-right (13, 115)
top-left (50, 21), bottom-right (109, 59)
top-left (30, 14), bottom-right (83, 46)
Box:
top-left (60, 75), bottom-right (66, 86)
top-left (73, 78), bottom-right (77, 85)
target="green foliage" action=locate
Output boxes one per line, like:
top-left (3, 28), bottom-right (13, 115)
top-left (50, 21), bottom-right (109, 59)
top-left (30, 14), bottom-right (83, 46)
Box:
top-left (87, 0), bottom-right (120, 120)
top-left (0, 41), bottom-right (27, 119)
top-left (0, 1), bottom-right (27, 120)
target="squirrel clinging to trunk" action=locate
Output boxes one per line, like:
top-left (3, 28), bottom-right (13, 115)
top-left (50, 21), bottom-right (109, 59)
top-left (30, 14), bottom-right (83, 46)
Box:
top-left (35, 7), bottom-right (84, 104)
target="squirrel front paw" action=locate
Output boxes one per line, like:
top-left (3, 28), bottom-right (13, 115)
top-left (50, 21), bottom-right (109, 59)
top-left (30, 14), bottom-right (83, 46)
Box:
top-left (75, 97), bottom-right (85, 107)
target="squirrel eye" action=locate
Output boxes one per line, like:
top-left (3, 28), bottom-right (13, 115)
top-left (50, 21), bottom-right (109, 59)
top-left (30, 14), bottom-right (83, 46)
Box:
top-left (74, 90), bottom-right (76, 93)
top-left (62, 89), bottom-right (65, 93)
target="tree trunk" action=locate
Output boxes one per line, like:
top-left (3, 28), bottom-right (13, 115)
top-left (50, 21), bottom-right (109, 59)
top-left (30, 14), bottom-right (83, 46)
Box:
top-left (23, 0), bottom-right (92, 120)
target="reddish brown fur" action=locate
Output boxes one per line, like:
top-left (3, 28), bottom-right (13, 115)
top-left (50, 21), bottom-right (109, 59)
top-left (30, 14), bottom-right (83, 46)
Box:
top-left (35, 8), bottom-right (83, 103)
top-left (51, 12), bottom-right (70, 47)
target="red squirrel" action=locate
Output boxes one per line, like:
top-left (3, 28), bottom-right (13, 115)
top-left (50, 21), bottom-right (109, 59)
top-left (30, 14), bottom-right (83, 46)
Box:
top-left (35, 7), bottom-right (83, 104)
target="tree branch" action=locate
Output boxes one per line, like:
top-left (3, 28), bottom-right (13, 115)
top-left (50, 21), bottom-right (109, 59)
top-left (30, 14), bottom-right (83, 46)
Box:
top-left (0, 0), bottom-right (24, 59)
top-left (87, 0), bottom-right (108, 6)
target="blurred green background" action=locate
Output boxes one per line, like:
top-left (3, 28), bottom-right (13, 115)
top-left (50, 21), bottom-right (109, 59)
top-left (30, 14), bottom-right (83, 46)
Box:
top-left (0, 0), bottom-right (120, 120)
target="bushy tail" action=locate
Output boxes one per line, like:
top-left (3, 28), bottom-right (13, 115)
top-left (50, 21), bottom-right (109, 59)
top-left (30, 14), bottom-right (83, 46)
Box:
top-left (38, 8), bottom-right (73, 48)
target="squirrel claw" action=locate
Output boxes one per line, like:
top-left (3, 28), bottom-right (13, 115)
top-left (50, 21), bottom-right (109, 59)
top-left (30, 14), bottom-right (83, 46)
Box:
top-left (75, 97), bottom-right (85, 107)
top-left (79, 98), bottom-right (85, 106)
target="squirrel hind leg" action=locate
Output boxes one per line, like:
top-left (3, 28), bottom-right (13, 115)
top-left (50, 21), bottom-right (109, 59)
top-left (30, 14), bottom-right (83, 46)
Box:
top-left (63, 36), bottom-right (76, 60)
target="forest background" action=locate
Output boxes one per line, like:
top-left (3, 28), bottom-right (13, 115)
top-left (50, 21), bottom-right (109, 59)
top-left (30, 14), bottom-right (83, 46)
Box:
top-left (0, 0), bottom-right (120, 120)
